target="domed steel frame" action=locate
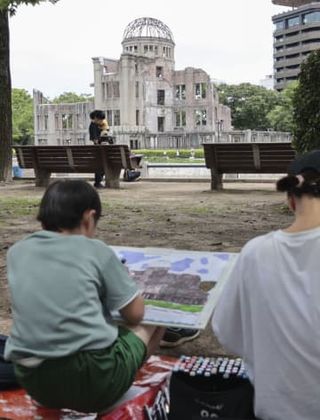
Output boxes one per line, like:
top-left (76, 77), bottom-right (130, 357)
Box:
top-left (123, 17), bottom-right (174, 42)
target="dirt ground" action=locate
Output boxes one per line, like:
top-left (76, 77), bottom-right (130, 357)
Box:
top-left (0, 179), bottom-right (293, 358)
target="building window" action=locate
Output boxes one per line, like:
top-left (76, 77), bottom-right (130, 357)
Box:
top-left (134, 45), bottom-right (138, 52)
top-left (113, 81), bottom-right (120, 98)
top-left (44, 115), bottom-right (48, 130)
top-left (144, 45), bottom-right (148, 53)
top-left (107, 110), bottom-right (113, 126)
top-left (158, 117), bottom-right (165, 132)
top-left (102, 83), bottom-right (107, 100)
top-left (287, 16), bottom-right (300, 28)
top-left (136, 109), bottom-right (139, 125)
top-left (175, 111), bottom-right (186, 127)
top-left (154, 46), bottom-right (158, 55)
top-left (38, 138), bottom-right (48, 145)
top-left (130, 139), bottom-right (139, 149)
top-left (195, 83), bottom-right (207, 99)
top-left (62, 114), bottom-right (73, 129)
top-left (195, 110), bottom-right (207, 126)
top-left (175, 84), bottom-right (186, 100)
top-left (55, 114), bottom-right (59, 130)
top-left (157, 90), bottom-right (165, 105)
top-left (156, 66), bottom-right (163, 78)
top-left (303, 11), bottom-right (320, 24)
top-left (77, 138), bottom-right (85, 145)
top-left (135, 82), bottom-right (139, 98)
top-left (114, 110), bottom-right (121, 126)
top-left (274, 20), bottom-right (285, 30)
top-left (106, 82), bottom-right (112, 97)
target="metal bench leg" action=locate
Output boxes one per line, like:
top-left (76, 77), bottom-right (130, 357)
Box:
top-left (211, 169), bottom-right (223, 191)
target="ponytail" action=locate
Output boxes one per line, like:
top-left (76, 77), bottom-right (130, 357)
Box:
top-left (277, 170), bottom-right (320, 197)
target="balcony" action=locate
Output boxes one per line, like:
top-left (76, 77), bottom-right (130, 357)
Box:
top-left (274, 56), bottom-right (302, 69)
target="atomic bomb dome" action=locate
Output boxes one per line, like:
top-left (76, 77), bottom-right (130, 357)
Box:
top-left (33, 16), bottom-right (232, 147)
top-left (123, 17), bottom-right (174, 42)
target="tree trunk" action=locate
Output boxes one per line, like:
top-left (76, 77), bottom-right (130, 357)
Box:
top-left (0, 9), bottom-right (12, 182)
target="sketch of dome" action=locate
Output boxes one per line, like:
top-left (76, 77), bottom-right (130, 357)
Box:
top-left (123, 17), bottom-right (174, 42)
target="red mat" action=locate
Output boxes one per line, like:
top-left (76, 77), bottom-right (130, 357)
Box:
top-left (0, 355), bottom-right (176, 420)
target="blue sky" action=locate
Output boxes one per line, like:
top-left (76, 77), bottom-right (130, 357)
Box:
top-left (9, 0), bottom-right (286, 98)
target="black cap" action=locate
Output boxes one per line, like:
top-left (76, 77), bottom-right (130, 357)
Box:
top-left (288, 150), bottom-right (320, 175)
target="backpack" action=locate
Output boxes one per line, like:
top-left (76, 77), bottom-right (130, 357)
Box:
top-left (0, 335), bottom-right (20, 390)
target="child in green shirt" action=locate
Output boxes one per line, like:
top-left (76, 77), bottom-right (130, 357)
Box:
top-left (5, 179), bottom-right (164, 413)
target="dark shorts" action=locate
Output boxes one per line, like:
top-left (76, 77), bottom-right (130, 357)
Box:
top-left (14, 327), bottom-right (146, 413)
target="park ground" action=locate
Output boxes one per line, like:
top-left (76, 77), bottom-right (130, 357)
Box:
top-left (0, 179), bottom-right (293, 357)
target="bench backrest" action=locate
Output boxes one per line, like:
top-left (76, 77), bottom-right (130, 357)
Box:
top-left (14, 145), bottom-right (133, 172)
top-left (203, 142), bottom-right (296, 173)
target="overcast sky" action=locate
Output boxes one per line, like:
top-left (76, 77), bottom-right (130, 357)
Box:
top-left (9, 0), bottom-right (288, 98)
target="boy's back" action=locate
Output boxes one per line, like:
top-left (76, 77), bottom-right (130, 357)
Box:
top-left (5, 231), bottom-right (138, 362)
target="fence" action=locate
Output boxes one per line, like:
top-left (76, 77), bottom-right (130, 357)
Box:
top-left (111, 128), bottom-right (292, 150)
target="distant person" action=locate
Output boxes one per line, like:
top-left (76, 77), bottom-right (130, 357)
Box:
top-left (89, 110), bottom-right (111, 188)
top-left (212, 150), bottom-right (320, 420)
top-left (4, 180), bottom-right (164, 413)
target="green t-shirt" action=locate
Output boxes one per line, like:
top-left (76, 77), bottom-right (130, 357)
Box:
top-left (5, 231), bottom-right (139, 361)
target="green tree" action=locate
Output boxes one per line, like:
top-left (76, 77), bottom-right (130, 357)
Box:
top-left (53, 91), bottom-right (93, 104)
top-left (12, 88), bottom-right (33, 144)
top-left (267, 81), bottom-right (298, 133)
top-left (217, 83), bottom-right (281, 130)
top-left (293, 50), bottom-right (320, 154)
top-left (0, 0), bottom-right (59, 182)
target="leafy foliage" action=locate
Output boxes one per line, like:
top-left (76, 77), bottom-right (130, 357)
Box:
top-left (52, 91), bottom-right (93, 104)
top-left (12, 88), bottom-right (33, 144)
top-left (217, 83), bottom-right (281, 130)
top-left (0, 0), bottom-right (58, 14)
top-left (293, 50), bottom-right (320, 154)
top-left (0, 0), bottom-right (60, 182)
top-left (267, 81), bottom-right (298, 133)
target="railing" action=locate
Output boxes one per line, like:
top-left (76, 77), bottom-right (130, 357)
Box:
top-left (139, 130), bottom-right (292, 149)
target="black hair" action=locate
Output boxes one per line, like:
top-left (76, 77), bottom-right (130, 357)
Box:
top-left (37, 180), bottom-right (102, 232)
top-left (90, 110), bottom-right (105, 120)
top-left (89, 110), bottom-right (97, 119)
top-left (276, 170), bottom-right (320, 198)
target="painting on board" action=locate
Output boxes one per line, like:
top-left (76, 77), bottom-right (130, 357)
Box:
top-left (111, 246), bottom-right (238, 329)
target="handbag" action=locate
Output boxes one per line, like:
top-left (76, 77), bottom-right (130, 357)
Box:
top-left (169, 357), bottom-right (255, 420)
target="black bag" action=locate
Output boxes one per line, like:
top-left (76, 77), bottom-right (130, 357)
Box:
top-left (0, 334), bottom-right (20, 390)
top-left (169, 370), bottom-right (255, 420)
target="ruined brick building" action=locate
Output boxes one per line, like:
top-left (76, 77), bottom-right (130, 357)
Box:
top-left (33, 17), bottom-right (231, 147)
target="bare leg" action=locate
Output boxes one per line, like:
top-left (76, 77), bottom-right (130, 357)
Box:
top-left (126, 325), bottom-right (165, 359)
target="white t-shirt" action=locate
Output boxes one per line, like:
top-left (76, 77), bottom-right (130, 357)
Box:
top-left (212, 227), bottom-right (320, 420)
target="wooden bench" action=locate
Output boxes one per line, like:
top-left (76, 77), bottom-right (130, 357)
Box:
top-left (203, 142), bottom-right (296, 190)
top-left (14, 145), bottom-right (141, 188)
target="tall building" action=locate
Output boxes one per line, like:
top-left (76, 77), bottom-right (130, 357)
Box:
top-left (272, 0), bottom-right (320, 90)
top-left (34, 17), bottom-right (231, 147)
